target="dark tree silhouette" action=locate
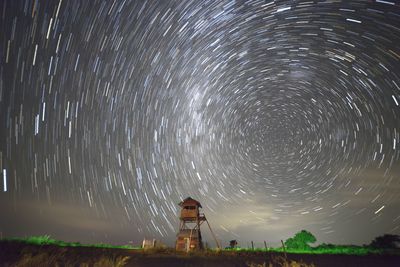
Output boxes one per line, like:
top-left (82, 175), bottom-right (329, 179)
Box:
top-left (284, 230), bottom-right (316, 250)
top-left (370, 234), bottom-right (400, 249)
top-left (229, 240), bottom-right (238, 249)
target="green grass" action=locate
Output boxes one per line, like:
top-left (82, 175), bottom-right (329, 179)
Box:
top-left (1, 235), bottom-right (141, 250)
top-left (223, 245), bottom-right (385, 255)
top-left (2, 235), bottom-right (396, 256)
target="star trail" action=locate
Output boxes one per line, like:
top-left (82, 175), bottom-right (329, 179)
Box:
top-left (1, 0), bottom-right (400, 246)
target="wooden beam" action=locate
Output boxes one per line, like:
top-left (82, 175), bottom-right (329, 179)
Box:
top-left (205, 217), bottom-right (221, 249)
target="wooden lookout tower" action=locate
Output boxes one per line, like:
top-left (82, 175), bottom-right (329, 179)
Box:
top-left (176, 197), bottom-right (220, 252)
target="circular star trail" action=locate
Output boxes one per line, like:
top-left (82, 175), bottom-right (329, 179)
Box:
top-left (1, 0), bottom-right (400, 245)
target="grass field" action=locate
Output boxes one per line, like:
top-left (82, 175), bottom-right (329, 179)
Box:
top-left (2, 235), bottom-right (141, 250)
top-left (0, 235), bottom-right (389, 255)
top-left (1, 236), bottom-right (399, 266)
top-left (224, 245), bottom-right (385, 256)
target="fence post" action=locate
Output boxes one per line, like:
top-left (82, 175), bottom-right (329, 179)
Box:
top-left (281, 240), bottom-right (287, 259)
top-left (264, 241), bottom-right (267, 251)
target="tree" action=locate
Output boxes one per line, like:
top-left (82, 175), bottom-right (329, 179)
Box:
top-left (284, 230), bottom-right (316, 250)
top-left (229, 240), bottom-right (238, 249)
top-left (370, 234), bottom-right (400, 249)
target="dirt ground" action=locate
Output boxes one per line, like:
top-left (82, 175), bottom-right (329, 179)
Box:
top-left (1, 241), bottom-right (400, 267)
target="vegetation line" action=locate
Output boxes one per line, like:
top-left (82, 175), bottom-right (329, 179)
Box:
top-left (1, 230), bottom-right (399, 256)
top-left (1, 235), bottom-right (141, 250)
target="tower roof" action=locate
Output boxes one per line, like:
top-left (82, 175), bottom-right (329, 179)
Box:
top-left (178, 197), bottom-right (202, 208)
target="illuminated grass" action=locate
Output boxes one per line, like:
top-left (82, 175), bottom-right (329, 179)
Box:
top-left (1, 236), bottom-right (396, 255)
top-left (1, 235), bottom-right (141, 250)
top-left (223, 245), bottom-right (384, 255)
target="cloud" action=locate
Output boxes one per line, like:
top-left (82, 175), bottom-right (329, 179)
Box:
top-left (333, 167), bottom-right (400, 208)
top-left (0, 199), bottom-right (116, 239)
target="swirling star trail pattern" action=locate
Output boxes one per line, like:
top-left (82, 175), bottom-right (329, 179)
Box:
top-left (1, 0), bottom-right (400, 246)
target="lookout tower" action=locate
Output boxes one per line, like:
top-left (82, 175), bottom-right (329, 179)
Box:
top-left (176, 197), bottom-right (220, 252)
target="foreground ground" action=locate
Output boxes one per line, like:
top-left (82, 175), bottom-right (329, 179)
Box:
top-left (1, 240), bottom-right (400, 267)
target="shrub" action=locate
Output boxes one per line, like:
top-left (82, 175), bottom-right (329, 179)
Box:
top-left (284, 230), bottom-right (316, 250)
top-left (370, 234), bottom-right (400, 249)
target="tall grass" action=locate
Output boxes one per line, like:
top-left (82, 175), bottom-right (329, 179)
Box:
top-left (92, 255), bottom-right (130, 267)
top-left (246, 254), bottom-right (316, 267)
top-left (13, 251), bottom-right (61, 267)
top-left (12, 251), bottom-right (130, 267)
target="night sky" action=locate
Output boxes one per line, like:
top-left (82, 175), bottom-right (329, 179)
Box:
top-left (1, 0), bottom-right (400, 248)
